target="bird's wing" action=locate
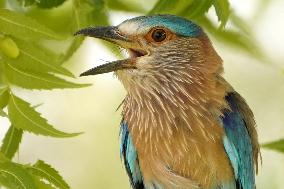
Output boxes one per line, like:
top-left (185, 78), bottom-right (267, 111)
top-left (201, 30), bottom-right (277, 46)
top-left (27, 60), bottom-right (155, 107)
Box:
top-left (120, 121), bottom-right (145, 189)
top-left (221, 92), bottom-right (259, 189)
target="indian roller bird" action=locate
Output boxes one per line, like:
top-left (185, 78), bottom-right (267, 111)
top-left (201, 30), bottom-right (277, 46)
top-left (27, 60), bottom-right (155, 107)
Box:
top-left (75, 15), bottom-right (260, 189)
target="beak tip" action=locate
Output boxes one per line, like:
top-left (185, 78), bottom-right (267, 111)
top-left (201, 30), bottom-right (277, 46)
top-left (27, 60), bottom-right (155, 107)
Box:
top-left (74, 30), bottom-right (84, 36)
top-left (79, 72), bottom-right (87, 77)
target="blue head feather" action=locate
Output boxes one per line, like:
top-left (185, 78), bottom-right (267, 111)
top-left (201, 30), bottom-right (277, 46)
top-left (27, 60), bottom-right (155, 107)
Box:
top-left (120, 14), bottom-right (202, 37)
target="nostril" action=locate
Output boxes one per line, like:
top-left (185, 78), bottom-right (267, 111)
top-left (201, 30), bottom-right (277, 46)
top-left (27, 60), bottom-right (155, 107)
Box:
top-left (128, 49), bottom-right (147, 58)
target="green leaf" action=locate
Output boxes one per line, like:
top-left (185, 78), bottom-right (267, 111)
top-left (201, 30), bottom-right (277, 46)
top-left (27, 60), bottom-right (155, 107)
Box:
top-left (8, 93), bottom-right (81, 137)
top-left (27, 160), bottom-right (70, 189)
top-left (106, 0), bottom-right (146, 13)
top-left (73, 0), bottom-right (109, 28)
top-left (4, 62), bottom-right (89, 89)
top-left (0, 85), bottom-right (7, 94)
top-left (149, 0), bottom-right (194, 15)
top-left (36, 0), bottom-right (66, 9)
top-left (0, 9), bottom-right (62, 40)
top-left (0, 108), bottom-right (7, 117)
top-left (212, 0), bottom-right (230, 27)
top-left (0, 151), bottom-right (9, 163)
top-left (262, 139), bottom-right (284, 153)
top-left (181, 0), bottom-right (214, 19)
top-left (33, 178), bottom-right (55, 189)
top-left (6, 38), bottom-right (74, 77)
top-left (0, 85), bottom-right (8, 116)
top-left (0, 87), bottom-right (9, 108)
top-left (1, 126), bottom-right (23, 160)
top-left (0, 162), bottom-right (37, 189)
top-left (0, 0), bottom-right (5, 8)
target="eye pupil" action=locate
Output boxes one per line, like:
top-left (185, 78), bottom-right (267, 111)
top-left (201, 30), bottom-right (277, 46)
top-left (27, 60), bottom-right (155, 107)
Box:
top-left (152, 29), bottom-right (166, 42)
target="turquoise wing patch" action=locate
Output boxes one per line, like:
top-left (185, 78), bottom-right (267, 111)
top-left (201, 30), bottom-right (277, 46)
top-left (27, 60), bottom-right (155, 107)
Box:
top-left (120, 121), bottom-right (144, 189)
top-left (222, 93), bottom-right (256, 189)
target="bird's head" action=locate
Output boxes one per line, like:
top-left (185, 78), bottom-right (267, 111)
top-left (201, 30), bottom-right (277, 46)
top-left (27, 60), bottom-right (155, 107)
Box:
top-left (75, 15), bottom-right (222, 93)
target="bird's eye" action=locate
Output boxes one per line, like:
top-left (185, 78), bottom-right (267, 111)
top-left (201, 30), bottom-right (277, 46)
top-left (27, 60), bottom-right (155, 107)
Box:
top-left (151, 29), bottom-right (167, 42)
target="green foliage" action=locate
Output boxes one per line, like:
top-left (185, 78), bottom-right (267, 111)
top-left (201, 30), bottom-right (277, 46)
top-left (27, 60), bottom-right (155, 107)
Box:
top-left (0, 9), bottom-right (62, 40)
top-left (0, 160), bottom-right (69, 189)
top-left (262, 139), bottom-right (284, 154)
top-left (0, 1), bottom-right (93, 188)
top-left (8, 93), bottom-right (80, 137)
top-left (105, 0), bottom-right (145, 13)
top-left (0, 162), bottom-right (37, 189)
top-left (0, 87), bottom-right (9, 109)
top-left (8, 38), bottom-right (74, 77)
top-left (149, 0), bottom-right (194, 15)
top-left (26, 160), bottom-right (70, 189)
top-left (4, 62), bottom-right (89, 89)
top-left (36, 0), bottom-right (67, 9)
top-left (212, 0), bottom-right (230, 27)
top-left (0, 126), bottom-right (23, 159)
top-left (18, 0), bottom-right (67, 9)
top-left (63, 0), bottom-right (109, 61)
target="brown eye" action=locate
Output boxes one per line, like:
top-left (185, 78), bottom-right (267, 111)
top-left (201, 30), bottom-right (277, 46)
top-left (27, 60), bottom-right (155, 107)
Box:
top-left (151, 29), bottom-right (167, 42)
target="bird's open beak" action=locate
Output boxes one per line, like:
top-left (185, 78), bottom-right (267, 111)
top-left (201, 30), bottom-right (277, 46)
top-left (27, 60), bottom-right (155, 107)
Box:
top-left (74, 26), bottom-right (137, 76)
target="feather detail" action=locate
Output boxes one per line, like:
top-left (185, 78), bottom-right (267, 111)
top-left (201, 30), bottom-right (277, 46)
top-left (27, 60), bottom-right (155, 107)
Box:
top-left (120, 122), bottom-right (145, 189)
top-left (222, 92), bottom-right (260, 189)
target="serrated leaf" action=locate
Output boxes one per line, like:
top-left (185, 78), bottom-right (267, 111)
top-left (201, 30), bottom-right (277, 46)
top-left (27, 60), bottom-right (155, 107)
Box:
top-left (181, 0), bottom-right (214, 19)
top-left (0, 9), bottom-right (62, 40)
top-left (8, 93), bottom-right (81, 137)
top-left (262, 139), bottom-right (284, 153)
top-left (149, 0), bottom-right (194, 15)
top-left (36, 0), bottom-right (66, 9)
top-left (27, 160), bottom-right (70, 189)
top-left (213, 0), bottom-right (230, 27)
top-left (6, 38), bottom-right (74, 77)
top-left (0, 162), bottom-right (37, 189)
top-left (4, 62), bottom-right (90, 89)
top-left (1, 126), bottom-right (23, 159)
top-left (33, 178), bottom-right (55, 189)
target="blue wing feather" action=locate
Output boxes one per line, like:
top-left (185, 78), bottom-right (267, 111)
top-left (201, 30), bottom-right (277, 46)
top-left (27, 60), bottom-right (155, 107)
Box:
top-left (120, 121), bottom-right (145, 189)
top-left (222, 93), bottom-right (255, 189)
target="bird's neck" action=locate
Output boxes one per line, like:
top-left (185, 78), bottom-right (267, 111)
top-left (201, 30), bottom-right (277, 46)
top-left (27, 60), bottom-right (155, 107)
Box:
top-left (122, 60), bottom-right (230, 153)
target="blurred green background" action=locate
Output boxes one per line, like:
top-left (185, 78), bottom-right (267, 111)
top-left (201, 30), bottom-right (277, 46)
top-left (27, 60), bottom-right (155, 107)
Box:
top-left (0, 0), bottom-right (284, 188)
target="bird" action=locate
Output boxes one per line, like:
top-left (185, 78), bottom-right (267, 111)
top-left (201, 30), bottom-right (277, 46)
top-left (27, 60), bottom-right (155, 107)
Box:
top-left (75, 14), bottom-right (260, 189)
